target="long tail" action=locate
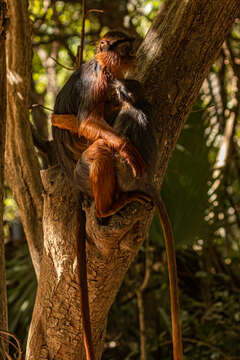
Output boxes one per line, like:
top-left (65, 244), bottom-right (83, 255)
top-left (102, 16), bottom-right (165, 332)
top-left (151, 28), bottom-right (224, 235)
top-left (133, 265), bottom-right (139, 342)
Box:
top-left (155, 198), bottom-right (183, 360)
top-left (76, 195), bottom-right (95, 360)
top-left (0, 330), bottom-right (23, 360)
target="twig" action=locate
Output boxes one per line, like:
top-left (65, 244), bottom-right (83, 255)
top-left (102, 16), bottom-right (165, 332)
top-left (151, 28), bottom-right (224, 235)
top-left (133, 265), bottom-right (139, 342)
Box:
top-left (85, 9), bottom-right (104, 17)
top-left (191, 103), bottom-right (215, 113)
top-left (0, 330), bottom-right (23, 360)
top-left (50, 56), bottom-right (74, 71)
top-left (75, 0), bottom-right (104, 69)
top-left (30, 103), bottom-right (54, 112)
top-left (75, 0), bottom-right (86, 69)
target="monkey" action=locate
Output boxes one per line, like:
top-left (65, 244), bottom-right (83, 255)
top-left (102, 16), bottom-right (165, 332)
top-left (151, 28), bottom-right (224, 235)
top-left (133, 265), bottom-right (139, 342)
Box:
top-left (52, 31), bottom-right (148, 216)
top-left (52, 77), bottom-right (183, 360)
top-left (51, 31), bottom-right (149, 360)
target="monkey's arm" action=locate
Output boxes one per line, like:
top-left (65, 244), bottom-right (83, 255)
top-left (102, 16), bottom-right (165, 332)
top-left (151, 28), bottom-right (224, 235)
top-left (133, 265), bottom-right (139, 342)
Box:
top-left (51, 111), bottom-right (145, 178)
top-left (78, 110), bottom-right (145, 178)
top-left (51, 114), bottom-right (78, 134)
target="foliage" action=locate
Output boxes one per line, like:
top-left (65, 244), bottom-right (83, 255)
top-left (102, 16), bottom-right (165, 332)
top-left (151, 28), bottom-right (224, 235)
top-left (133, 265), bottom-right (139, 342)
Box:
top-left (6, 243), bottom-right (36, 348)
top-left (3, 1), bottom-right (240, 359)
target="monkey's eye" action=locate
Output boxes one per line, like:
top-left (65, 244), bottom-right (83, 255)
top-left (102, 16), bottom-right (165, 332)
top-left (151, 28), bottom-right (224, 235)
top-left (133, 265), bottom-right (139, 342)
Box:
top-left (99, 40), bottom-right (109, 52)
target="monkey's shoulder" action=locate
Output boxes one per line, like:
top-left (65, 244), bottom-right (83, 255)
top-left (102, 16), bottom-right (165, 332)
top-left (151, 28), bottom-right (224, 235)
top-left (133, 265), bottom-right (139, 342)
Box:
top-left (54, 59), bottom-right (100, 115)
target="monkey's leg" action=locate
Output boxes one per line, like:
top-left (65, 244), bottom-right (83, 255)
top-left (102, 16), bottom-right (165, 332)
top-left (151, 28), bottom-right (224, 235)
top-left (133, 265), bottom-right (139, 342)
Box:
top-left (51, 111), bottom-right (145, 177)
top-left (76, 140), bottom-right (151, 218)
top-left (75, 140), bottom-right (117, 217)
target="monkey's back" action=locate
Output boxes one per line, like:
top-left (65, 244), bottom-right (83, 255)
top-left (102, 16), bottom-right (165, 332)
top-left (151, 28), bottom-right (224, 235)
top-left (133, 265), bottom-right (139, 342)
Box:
top-left (52, 60), bottom-right (100, 180)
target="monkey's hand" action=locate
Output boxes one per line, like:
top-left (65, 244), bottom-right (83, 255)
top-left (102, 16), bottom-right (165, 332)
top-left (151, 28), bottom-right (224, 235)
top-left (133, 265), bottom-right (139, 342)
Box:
top-left (118, 137), bottom-right (145, 178)
top-left (79, 116), bottom-right (145, 178)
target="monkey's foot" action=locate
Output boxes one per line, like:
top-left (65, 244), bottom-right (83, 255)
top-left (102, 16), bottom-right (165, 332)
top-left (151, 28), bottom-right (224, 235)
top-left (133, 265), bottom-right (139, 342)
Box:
top-left (119, 139), bottom-right (146, 178)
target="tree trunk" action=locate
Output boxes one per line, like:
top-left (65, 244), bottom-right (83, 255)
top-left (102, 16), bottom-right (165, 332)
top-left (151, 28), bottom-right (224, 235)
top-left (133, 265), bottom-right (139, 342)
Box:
top-left (0, 0), bottom-right (8, 334)
top-left (5, 0), bottom-right (43, 278)
top-left (26, 1), bottom-right (239, 359)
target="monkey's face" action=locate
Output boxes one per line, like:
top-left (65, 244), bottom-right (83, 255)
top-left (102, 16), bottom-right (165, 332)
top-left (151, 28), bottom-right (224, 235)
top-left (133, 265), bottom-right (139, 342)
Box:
top-left (97, 31), bottom-right (135, 58)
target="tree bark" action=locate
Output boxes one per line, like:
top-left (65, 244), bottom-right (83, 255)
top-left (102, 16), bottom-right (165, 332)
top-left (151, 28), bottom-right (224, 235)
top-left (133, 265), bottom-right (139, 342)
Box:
top-left (0, 0), bottom-right (8, 334)
top-left (5, 0), bottom-right (43, 278)
top-left (25, 1), bottom-right (239, 360)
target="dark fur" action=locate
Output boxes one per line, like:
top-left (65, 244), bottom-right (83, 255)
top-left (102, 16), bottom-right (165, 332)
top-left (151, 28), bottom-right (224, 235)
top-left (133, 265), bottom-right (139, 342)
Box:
top-left (52, 60), bottom-right (100, 179)
top-left (113, 79), bottom-right (157, 170)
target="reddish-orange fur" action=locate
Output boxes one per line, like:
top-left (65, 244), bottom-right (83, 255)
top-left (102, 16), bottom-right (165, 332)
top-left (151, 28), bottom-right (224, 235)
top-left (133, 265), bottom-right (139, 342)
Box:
top-left (70, 42), bottom-right (146, 217)
top-left (51, 32), bottom-right (146, 218)
top-left (52, 63), bottom-right (146, 218)
top-left (51, 114), bottom-right (78, 133)
top-left (52, 109), bottom-right (147, 217)
top-left (76, 106), bottom-right (146, 217)
top-left (95, 51), bottom-right (134, 79)
top-left (78, 109), bottom-right (145, 176)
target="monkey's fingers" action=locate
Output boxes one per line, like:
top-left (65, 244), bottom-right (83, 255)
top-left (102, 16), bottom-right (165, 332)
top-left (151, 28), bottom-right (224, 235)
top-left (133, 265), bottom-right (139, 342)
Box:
top-left (119, 140), bottom-right (146, 177)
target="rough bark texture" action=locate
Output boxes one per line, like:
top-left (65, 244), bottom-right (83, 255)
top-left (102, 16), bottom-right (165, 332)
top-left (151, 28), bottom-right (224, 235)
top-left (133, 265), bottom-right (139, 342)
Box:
top-left (5, 0), bottom-right (43, 278)
top-left (0, 0), bottom-right (8, 334)
top-left (25, 1), bottom-right (239, 360)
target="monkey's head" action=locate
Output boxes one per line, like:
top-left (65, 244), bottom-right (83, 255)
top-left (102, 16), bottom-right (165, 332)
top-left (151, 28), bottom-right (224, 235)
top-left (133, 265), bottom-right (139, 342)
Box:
top-left (95, 31), bottom-right (136, 79)
top-left (96, 31), bottom-right (135, 57)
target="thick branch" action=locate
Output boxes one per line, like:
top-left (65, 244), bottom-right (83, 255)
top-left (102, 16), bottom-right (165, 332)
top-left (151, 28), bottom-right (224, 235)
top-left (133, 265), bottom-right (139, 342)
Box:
top-left (5, 0), bottom-right (43, 278)
top-left (26, 167), bottom-right (153, 360)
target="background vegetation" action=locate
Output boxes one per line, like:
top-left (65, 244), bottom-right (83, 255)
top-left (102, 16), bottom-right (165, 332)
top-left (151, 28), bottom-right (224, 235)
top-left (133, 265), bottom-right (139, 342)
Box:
top-left (3, 0), bottom-right (240, 359)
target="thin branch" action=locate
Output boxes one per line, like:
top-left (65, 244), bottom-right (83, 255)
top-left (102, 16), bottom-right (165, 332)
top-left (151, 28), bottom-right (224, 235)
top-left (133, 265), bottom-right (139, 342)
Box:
top-left (50, 56), bottom-right (74, 71)
top-left (0, 330), bottom-right (23, 360)
top-left (191, 103), bottom-right (215, 113)
top-left (75, 0), bottom-right (86, 69)
top-left (75, 1), bottom-right (104, 68)
top-left (30, 103), bottom-right (54, 112)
